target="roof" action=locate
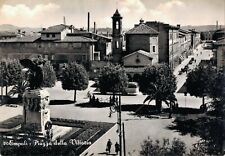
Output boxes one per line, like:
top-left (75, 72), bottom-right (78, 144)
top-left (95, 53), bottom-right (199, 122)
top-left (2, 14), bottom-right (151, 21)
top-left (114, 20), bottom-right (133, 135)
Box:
top-left (67, 32), bottom-right (111, 41)
top-left (126, 24), bottom-right (158, 35)
top-left (112, 9), bottom-right (122, 18)
top-left (188, 29), bottom-right (199, 33)
top-left (215, 38), bottom-right (225, 45)
top-left (55, 36), bottom-right (96, 43)
top-left (40, 24), bottom-right (70, 33)
top-left (0, 35), bottom-right (40, 43)
top-left (124, 67), bottom-right (146, 73)
top-left (214, 28), bottom-right (225, 34)
top-left (179, 29), bottom-right (190, 34)
top-left (145, 21), bottom-right (179, 30)
top-left (0, 31), bottom-right (17, 37)
top-left (123, 50), bottom-right (154, 59)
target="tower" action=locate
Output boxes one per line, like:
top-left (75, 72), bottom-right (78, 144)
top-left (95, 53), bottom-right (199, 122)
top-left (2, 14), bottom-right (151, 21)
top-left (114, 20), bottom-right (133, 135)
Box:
top-left (112, 9), bottom-right (123, 63)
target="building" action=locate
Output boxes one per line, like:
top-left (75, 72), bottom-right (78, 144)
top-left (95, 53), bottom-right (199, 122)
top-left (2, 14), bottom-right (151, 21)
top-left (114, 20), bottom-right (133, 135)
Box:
top-left (122, 20), bottom-right (159, 76)
top-left (140, 21), bottom-right (182, 69)
top-left (0, 24), bottom-right (111, 71)
top-left (178, 28), bottom-right (192, 62)
top-left (0, 31), bottom-right (17, 40)
top-left (189, 29), bottom-right (201, 48)
top-left (214, 38), bottom-right (225, 71)
top-left (213, 28), bottom-right (225, 41)
top-left (200, 30), bottom-right (215, 41)
top-left (125, 20), bottom-right (159, 56)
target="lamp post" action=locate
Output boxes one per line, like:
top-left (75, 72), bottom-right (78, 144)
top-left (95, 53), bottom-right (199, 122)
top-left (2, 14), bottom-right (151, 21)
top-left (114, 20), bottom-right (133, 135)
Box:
top-left (109, 93), bottom-right (124, 156)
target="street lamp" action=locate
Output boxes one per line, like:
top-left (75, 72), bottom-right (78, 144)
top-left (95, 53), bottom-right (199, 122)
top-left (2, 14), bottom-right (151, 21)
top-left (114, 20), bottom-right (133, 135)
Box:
top-left (109, 92), bottom-right (125, 156)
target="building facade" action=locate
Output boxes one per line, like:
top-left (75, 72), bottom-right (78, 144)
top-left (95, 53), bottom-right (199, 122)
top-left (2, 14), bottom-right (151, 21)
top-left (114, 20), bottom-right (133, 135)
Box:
top-left (214, 39), bottom-right (225, 71)
top-left (0, 24), bottom-right (111, 71)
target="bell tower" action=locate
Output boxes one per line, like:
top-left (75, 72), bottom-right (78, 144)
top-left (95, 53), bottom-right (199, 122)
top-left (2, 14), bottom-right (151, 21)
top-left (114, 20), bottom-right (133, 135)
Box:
top-left (112, 9), bottom-right (123, 63)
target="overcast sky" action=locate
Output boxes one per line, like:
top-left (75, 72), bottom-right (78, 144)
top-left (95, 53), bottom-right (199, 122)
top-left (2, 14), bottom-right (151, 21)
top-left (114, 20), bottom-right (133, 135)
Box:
top-left (0, 0), bottom-right (224, 28)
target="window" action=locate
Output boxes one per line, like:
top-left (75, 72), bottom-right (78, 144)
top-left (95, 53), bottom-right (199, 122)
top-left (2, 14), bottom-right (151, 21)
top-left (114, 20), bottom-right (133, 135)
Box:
top-left (116, 41), bottom-right (119, 49)
top-left (153, 46), bottom-right (155, 52)
top-left (116, 21), bottom-right (119, 30)
top-left (52, 34), bottom-right (55, 37)
top-left (170, 33), bottom-right (173, 39)
top-left (46, 34), bottom-right (49, 38)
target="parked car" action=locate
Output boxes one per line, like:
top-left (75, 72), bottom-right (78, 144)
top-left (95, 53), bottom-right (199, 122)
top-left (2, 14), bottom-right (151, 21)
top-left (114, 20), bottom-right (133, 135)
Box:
top-left (124, 82), bottom-right (139, 95)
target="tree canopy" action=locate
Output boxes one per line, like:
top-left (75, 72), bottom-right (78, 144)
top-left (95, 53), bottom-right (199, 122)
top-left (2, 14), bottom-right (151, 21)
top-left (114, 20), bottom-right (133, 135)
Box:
top-left (98, 65), bottom-right (128, 94)
top-left (42, 61), bottom-right (56, 88)
top-left (186, 65), bottom-right (216, 98)
top-left (0, 59), bottom-right (22, 87)
top-left (139, 64), bottom-right (177, 110)
top-left (61, 62), bottom-right (89, 102)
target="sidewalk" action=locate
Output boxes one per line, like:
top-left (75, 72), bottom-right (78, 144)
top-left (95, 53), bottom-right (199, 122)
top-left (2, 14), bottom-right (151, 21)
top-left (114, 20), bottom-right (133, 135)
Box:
top-left (80, 124), bottom-right (118, 156)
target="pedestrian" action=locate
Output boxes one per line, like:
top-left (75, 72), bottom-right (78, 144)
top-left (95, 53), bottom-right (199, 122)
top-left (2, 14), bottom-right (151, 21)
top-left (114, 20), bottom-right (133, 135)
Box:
top-left (115, 142), bottom-right (120, 155)
top-left (106, 139), bottom-right (112, 153)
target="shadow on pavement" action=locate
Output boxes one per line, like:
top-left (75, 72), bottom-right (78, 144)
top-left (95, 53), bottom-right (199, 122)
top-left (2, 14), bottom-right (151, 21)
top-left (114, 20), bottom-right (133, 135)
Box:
top-left (76, 102), bottom-right (114, 108)
top-left (49, 100), bottom-right (75, 105)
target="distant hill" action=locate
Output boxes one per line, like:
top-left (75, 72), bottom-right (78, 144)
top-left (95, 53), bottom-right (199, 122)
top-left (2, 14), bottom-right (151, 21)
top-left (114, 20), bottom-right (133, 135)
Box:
top-left (0, 24), bottom-right (41, 35)
top-left (0, 24), bottom-right (19, 31)
top-left (181, 25), bottom-right (225, 32)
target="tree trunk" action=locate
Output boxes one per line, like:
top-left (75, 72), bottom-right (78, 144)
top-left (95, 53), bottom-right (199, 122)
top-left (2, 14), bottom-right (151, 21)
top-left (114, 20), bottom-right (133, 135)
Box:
top-left (156, 99), bottom-right (162, 113)
top-left (168, 101), bottom-right (172, 118)
top-left (1, 86), bottom-right (3, 104)
top-left (200, 96), bottom-right (207, 112)
top-left (74, 89), bottom-right (77, 102)
top-left (5, 85), bottom-right (8, 96)
top-left (202, 96), bottom-right (205, 106)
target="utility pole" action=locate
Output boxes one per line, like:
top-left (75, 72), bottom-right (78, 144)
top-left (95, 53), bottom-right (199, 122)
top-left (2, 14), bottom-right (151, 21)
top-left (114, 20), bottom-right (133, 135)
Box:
top-left (171, 29), bottom-right (174, 70)
top-left (118, 94), bottom-right (122, 156)
top-left (122, 122), bottom-right (126, 156)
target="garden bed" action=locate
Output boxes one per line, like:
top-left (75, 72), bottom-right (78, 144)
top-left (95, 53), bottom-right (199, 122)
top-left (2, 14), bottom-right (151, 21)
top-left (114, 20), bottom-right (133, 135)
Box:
top-left (1, 117), bottom-right (115, 155)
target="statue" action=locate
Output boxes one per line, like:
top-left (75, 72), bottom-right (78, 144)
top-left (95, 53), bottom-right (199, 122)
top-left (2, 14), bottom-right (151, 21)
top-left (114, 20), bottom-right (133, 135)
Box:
top-left (20, 57), bottom-right (45, 89)
top-left (20, 57), bottom-right (51, 139)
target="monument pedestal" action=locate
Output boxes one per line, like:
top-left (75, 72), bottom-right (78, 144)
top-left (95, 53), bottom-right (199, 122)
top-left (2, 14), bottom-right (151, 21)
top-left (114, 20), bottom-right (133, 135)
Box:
top-left (22, 89), bottom-right (52, 138)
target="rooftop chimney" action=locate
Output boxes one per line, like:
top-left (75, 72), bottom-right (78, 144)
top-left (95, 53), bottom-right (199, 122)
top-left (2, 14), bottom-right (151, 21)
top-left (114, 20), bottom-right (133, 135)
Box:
top-left (63, 16), bottom-right (66, 25)
top-left (94, 22), bottom-right (96, 33)
top-left (216, 20), bottom-right (218, 30)
top-left (88, 12), bottom-right (90, 32)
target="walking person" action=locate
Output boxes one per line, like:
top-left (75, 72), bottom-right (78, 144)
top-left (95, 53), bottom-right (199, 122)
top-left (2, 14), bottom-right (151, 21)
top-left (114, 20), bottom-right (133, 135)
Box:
top-left (106, 139), bottom-right (112, 154)
top-left (115, 142), bottom-right (120, 155)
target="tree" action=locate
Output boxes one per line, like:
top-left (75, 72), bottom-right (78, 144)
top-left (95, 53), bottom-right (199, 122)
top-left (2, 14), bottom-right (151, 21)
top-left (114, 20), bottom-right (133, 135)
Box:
top-left (139, 64), bottom-right (177, 112)
top-left (98, 65), bottom-right (128, 95)
top-left (140, 137), bottom-right (186, 156)
top-left (0, 59), bottom-right (22, 96)
top-left (42, 61), bottom-right (56, 88)
top-left (208, 70), bottom-right (225, 118)
top-left (186, 65), bottom-right (216, 108)
top-left (61, 62), bottom-right (89, 102)
top-left (5, 59), bottom-right (22, 95)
